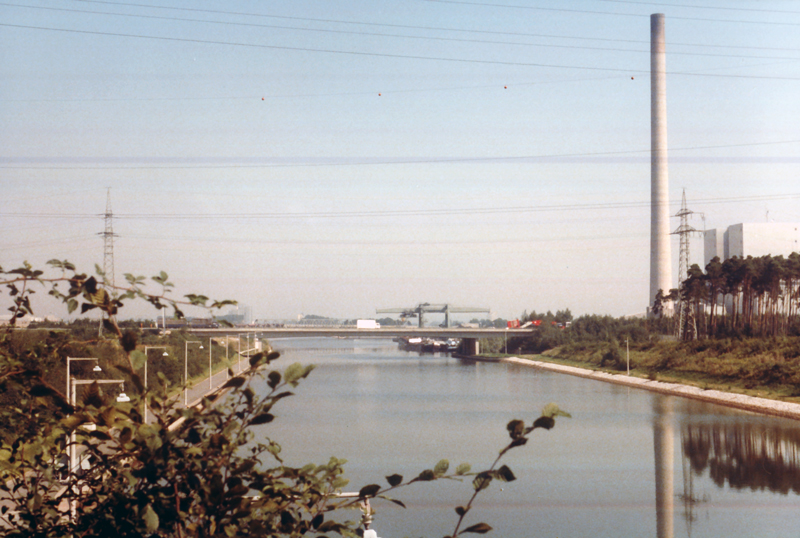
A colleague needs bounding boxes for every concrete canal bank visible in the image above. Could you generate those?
[499,356,800,421]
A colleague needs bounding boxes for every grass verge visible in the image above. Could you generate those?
[485,336,800,404]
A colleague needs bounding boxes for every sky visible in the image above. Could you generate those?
[2,0,799,323]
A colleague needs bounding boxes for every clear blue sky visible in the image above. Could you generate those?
[2,1,799,322]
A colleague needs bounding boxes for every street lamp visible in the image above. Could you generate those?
[65,360,98,510]
[245,332,251,372]
[66,357,101,404]
[116,384,131,403]
[184,340,203,406]
[143,346,168,423]
[69,376,128,519]
[626,338,630,376]
[209,337,213,390]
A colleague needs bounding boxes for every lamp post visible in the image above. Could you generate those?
[65,356,101,520]
[184,340,203,406]
[69,376,128,520]
[209,337,213,390]
[626,338,630,376]
[66,357,101,405]
[225,334,230,380]
[246,332,251,371]
[143,346,168,423]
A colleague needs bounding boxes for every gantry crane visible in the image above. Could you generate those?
[376,303,491,328]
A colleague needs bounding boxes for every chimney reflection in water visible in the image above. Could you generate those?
[653,397,675,538]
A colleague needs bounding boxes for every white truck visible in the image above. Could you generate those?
[356,319,381,329]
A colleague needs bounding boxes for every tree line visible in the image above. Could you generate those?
[655,252,800,339]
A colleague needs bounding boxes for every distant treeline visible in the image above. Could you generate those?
[500,313,650,356]
[656,253,800,338]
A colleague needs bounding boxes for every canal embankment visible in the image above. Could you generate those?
[500,355,800,420]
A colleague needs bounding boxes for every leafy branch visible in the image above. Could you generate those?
[1,259,571,537]
[343,404,571,537]
[3,259,237,337]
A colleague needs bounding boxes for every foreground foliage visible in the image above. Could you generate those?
[1,260,568,537]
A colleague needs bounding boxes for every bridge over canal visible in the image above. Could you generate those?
[188,327,535,355]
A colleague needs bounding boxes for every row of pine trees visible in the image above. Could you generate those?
[656,252,800,338]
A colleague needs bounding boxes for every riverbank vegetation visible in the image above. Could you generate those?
[482,307,800,403]
[1,260,568,537]
[529,336,800,403]
[477,253,800,401]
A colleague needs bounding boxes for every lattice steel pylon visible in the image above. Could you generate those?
[98,188,117,292]
[671,189,700,340]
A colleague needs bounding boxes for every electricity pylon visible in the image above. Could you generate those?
[97,189,118,336]
[671,189,701,340]
[99,188,117,291]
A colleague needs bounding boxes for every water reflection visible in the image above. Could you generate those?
[654,398,675,538]
[682,417,800,495]
[266,339,800,537]
[654,399,800,538]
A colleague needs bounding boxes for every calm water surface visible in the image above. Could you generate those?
[257,338,800,538]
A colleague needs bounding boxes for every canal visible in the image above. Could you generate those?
[256,337,800,538]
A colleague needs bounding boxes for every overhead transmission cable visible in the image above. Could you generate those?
[5,2,800,61]
[1,193,797,221]
[3,139,799,170]
[596,0,800,15]
[75,0,800,27]
[4,21,800,82]
[423,0,800,26]
[10,1,800,52]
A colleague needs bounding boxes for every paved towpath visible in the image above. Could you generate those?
[182,360,250,408]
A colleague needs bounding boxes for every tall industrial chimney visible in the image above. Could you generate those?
[649,13,671,313]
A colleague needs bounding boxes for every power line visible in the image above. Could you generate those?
[596,0,800,16]
[6,2,800,61]
[0,74,621,103]
[121,232,646,246]
[74,0,800,28]
[0,22,651,70]
[2,139,799,170]
[5,21,800,80]
[1,193,797,221]
[0,4,664,56]
[423,0,800,26]
[1,236,97,251]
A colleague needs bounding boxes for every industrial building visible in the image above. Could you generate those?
[704,223,800,266]
[217,305,253,326]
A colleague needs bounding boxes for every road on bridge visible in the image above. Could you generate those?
[189,327,536,339]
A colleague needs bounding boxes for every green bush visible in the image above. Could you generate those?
[599,341,626,371]
[1,260,570,538]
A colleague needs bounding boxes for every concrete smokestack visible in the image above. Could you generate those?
[649,13,671,312]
